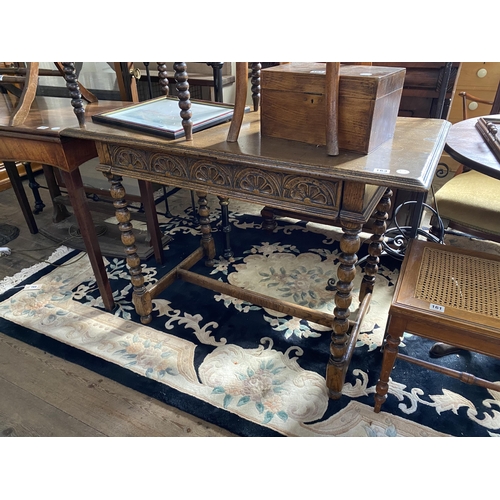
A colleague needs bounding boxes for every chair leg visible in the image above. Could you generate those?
[374,315,406,413]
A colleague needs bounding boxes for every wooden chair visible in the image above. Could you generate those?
[0,63,166,261]
[430,79,500,243]
[374,238,500,413]
[0,62,97,126]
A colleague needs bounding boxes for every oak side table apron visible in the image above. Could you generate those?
[61,111,450,399]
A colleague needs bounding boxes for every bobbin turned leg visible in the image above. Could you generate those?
[260,207,277,232]
[326,221,362,399]
[374,316,405,412]
[105,172,152,324]
[217,196,233,259]
[197,191,216,267]
[360,188,392,300]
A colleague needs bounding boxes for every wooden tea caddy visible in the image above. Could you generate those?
[260,62,406,154]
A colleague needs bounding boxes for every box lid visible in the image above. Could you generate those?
[261,62,406,99]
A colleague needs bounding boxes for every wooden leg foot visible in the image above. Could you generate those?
[373,318,404,412]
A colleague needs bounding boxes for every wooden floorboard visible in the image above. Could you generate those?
[0,333,234,437]
[0,177,235,437]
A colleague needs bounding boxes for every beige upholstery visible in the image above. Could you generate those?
[434,170,500,237]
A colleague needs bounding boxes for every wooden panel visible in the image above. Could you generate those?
[447,62,500,124]
[453,62,500,92]
[448,88,498,124]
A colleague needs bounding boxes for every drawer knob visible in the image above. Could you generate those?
[476,68,488,78]
[468,101,479,111]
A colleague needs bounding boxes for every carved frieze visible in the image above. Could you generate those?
[107,144,340,209]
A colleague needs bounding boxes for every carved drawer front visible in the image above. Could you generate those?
[105,144,342,217]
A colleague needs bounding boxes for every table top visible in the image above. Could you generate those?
[61,101,451,193]
[444,114,500,181]
[0,95,451,192]
[0,94,131,140]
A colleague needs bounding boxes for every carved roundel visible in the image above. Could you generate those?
[234,168,281,196]
[111,146,147,171]
[190,160,231,186]
[283,176,339,206]
[150,153,188,177]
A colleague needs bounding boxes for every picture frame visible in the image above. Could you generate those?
[91,96,241,139]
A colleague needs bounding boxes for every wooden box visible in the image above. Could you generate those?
[260,62,406,154]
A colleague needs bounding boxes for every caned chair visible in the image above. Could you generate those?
[374,238,500,413]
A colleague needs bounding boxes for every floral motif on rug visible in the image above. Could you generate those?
[1,209,499,436]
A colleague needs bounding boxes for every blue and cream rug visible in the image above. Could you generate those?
[1,194,499,437]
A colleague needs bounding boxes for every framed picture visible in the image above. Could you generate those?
[91,96,241,139]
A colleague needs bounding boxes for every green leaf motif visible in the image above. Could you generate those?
[237,396,251,407]
[277,411,288,422]
[212,386,226,394]
[263,411,274,424]
[256,402,265,414]
[223,394,233,408]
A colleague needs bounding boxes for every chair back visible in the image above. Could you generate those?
[0,62,97,127]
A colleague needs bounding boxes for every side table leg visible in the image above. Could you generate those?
[360,188,392,300]
[326,221,362,399]
[218,196,233,259]
[260,207,277,232]
[4,160,38,234]
[60,168,114,311]
[105,172,152,324]
[197,191,216,267]
[137,179,164,265]
[374,316,405,413]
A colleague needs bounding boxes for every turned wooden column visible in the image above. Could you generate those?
[174,62,192,140]
[218,196,233,259]
[251,63,261,111]
[360,188,392,299]
[157,63,169,96]
[105,172,152,324]
[327,221,362,398]
[62,62,85,128]
[197,191,216,267]
[326,181,364,398]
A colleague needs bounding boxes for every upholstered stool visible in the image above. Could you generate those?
[433,170,500,240]
[374,238,500,413]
